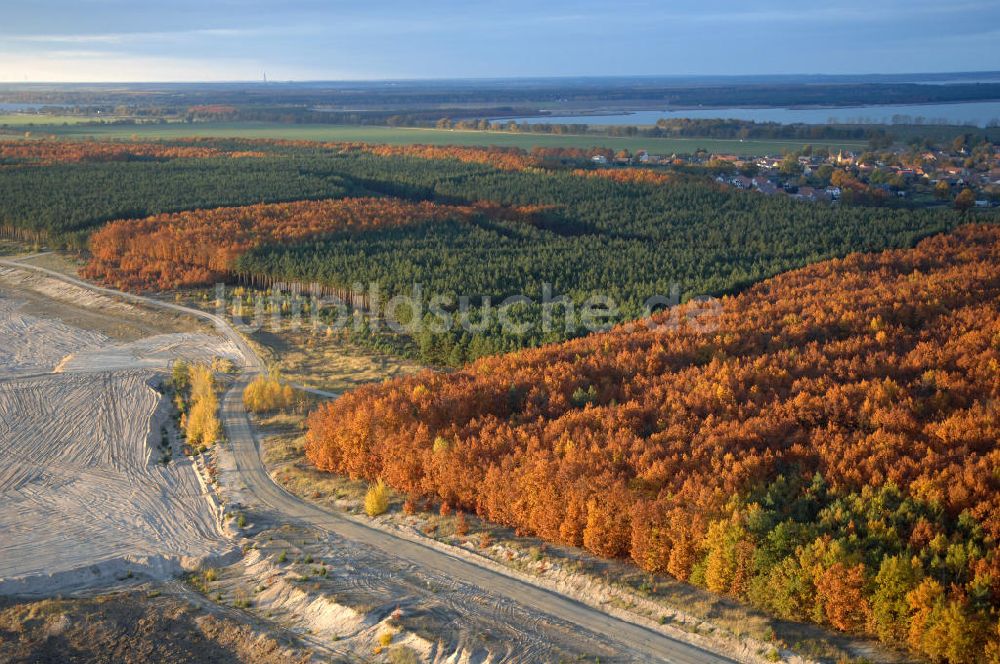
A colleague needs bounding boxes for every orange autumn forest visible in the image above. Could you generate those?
[306,224,1000,660]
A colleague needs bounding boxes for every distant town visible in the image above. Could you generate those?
[595,140,1000,208]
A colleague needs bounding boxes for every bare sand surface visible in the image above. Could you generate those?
[0,371,234,594]
[0,285,239,595]
[55,332,241,373]
[0,264,204,341]
[0,294,240,378]
[0,297,106,377]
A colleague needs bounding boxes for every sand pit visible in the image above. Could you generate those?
[0,370,233,594]
[0,297,106,377]
[54,332,241,373]
[0,293,240,377]
[0,266,134,316]
[0,286,241,595]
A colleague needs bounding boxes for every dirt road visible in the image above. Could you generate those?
[0,257,735,663]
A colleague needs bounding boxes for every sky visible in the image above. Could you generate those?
[2,0,999,82]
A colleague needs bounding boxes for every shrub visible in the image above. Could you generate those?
[364,479,390,517]
[388,646,420,664]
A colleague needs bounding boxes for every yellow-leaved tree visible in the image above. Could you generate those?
[243,372,297,414]
[183,363,220,448]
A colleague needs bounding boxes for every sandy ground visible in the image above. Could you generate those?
[0,587,312,663]
[55,332,241,373]
[0,264,205,341]
[0,370,233,595]
[0,274,240,596]
[0,297,238,378]
[0,297,107,377]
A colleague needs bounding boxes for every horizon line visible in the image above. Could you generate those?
[2,70,1000,87]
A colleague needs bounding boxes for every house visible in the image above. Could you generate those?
[794,187,831,202]
[752,176,779,195]
[976,200,991,208]
[731,175,752,189]
[591,155,608,165]
[825,186,842,199]
[794,186,818,201]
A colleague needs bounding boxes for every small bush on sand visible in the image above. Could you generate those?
[388,646,420,664]
[364,479,390,517]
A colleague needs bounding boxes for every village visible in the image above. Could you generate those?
[591,138,1000,208]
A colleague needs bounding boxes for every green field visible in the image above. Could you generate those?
[0,114,124,126]
[0,118,868,156]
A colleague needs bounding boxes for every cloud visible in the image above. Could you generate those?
[4,27,263,45]
[1,0,998,80]
[0,53,255,82]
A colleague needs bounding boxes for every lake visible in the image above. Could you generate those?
[0,103,53,111]
[498,100,1000,128]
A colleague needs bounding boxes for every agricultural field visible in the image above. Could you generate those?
[0,113,107,126]
[0,119,869,155]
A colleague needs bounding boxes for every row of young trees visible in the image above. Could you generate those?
[305,225,1000,661]
[170,361,220,450]
[242,373,301,414]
